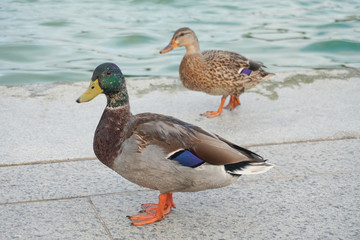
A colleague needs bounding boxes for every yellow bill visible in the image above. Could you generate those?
[76,79,103,103]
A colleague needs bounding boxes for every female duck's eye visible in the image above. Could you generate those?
[106,71,111,76]
[179,33,185,37]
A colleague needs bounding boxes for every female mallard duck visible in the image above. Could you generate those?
[77,63,273,226]
[160,27,275,118]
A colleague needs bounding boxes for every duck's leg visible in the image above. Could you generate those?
[201,96,227,118]
[231,96,241,110]
[234,96,240,107]
[224,96,235,109]
[224,96,241,110]
[129,193,175,226]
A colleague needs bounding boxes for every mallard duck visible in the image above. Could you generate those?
[76,63,273,226]
[160,27,275,118]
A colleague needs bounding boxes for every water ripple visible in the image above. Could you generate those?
[0,0,359,85]
[302,40,360,52]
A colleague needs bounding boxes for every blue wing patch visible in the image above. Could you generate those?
[168,150,204,168]
[238,68,252,75]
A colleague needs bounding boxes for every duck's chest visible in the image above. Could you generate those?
[179,55,209,90]
[93,107,131,168]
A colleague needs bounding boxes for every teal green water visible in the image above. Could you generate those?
[0,0,359,85]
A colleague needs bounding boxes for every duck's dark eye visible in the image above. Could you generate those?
[179,33,185,37]
[106,71,112,76]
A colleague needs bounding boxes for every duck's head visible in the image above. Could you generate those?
[76,63,129,108]
[160,27,200,54]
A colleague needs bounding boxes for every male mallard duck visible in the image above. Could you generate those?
[76,63,273,226]
[160,27,275,118]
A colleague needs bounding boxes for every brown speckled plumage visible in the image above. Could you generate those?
[161,27,275,117]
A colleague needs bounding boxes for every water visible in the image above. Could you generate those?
[0,0,359,85]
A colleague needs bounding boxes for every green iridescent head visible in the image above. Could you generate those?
[76,63,129,108]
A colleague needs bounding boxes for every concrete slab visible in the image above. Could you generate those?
[90,172,359,240]
[0,69,359,164]
[128,69,360,146]
[0,198,110,240]
[247,138,360,177]
[0,82,99,164]
[0,160,142,204]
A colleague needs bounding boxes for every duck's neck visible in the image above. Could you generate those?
[94,104,133,168]
[106,90,129,108]
[185,40,201,54]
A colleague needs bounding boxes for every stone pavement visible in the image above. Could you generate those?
[0,68,359,239]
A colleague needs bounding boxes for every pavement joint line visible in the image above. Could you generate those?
[244,135,358,148]
[237,169,360,184]
[0,157,97,168]
[272,167,288,177]
[1,136,357,169]
[1,170,359,206]
[0,189,153,206]
[87,197,114,240]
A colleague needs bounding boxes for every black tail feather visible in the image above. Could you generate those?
[224,161,250,176]
[249,59,264,71]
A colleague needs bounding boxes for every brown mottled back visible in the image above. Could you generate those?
[179,49,273,96]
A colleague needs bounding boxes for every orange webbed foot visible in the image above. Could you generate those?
[201,96,227,118]
[129,193,175,226]
[201,110,222,118]
[129,211,161,226]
